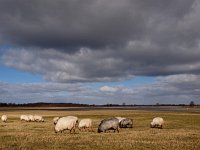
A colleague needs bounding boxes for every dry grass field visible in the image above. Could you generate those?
[0,107,200,150]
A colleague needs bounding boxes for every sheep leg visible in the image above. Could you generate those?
[116,126,119,133]
[70,127,75,134]
[160,125,163,129]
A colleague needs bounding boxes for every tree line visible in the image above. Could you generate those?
[0,101,198,107]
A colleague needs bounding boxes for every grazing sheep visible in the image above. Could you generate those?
[115,117,126,123]
[150,117,164,129]
[78,119,92,131]
[20,115,30,122]
[55,117,77,133]
[65,116,79,126]
[29,115,35,122]
[34,115,44,122]
[1,115,7,122]
[98,118,119,133]
[20,115,25,121]
[119,118,133,128]
[53,117,60,125]
[65,116,78,121]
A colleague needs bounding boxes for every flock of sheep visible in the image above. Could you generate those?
[1,114,164,133]
[0,114,44,123]
[54,116,164,133]
[20,115,44,122]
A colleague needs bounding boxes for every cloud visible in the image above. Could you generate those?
[0,0,146,49]
[0,82,91,103]
[100,86,119,92]
[0,0,196,49]
[0,74,200,105]
[1,0,200,83]
[3,41,200,82]
[2,48,135,82]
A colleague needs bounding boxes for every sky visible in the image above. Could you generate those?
[0,0,200,105]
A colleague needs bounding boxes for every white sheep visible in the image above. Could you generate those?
[1,115,7,122]
[150,117,164,129]
[34,115,44,122]
[55,117,77,133]
[29,115,35,122]
[20,115,30,122]
[65,116,78,121]
[53,117,60,125]
[65,116,79,126]
[78,118,92,131]
[115,117,126,123]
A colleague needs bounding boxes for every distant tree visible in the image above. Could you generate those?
[122,102,126,106]
[189,101,195,106]
[156,103,160,106]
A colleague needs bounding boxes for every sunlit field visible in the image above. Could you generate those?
[0,107,200,150]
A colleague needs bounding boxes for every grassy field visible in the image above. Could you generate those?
[0,107,200,150]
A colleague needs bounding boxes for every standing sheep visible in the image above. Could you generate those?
[1,115,7,122]
[150,117,164,129]
[55,117,77,134]
[119,118,133,128]
[78,118,92,131]
[53,117,60,125]
[98,118,119,133]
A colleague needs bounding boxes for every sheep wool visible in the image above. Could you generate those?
[150,117,164,129]
[34,115,44,122]
[55,117,77,133]
[53,117,60,125]
[78,119,92,131]
[1,115,7,122]
[20,115,30,122]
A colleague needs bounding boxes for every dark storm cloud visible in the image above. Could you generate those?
[0,0,195,49]
[0,0,147,49]
[1,0,200,82]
